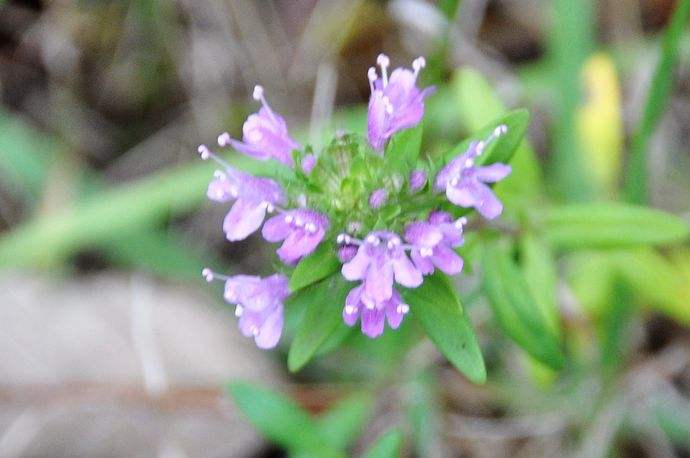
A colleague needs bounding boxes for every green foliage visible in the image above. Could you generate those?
[317,392,372,451]
[288,274,353,372]
[289,242,341,291]
[404,272,486,383]
[548,0,595,201]
[228,382,336,456]
[482,243,566,369]
[384,122,423,175]
[538,202,689,250]
[363,429,403,458]
[625,0,690,203]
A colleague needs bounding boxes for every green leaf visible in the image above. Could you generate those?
[441,109,530,168]
[625,0,690,203]
[538,203,689,250]
[290,242,341,291]
[318,392,372,452]
[547,0,595,201]
[288,274,353,372]
[611,248,690,325]
[519,234,559,335]
[384,122,423,175]
[363,429,403,458]
[227,382,336,455]
[599,279,635,379]
[483,243,566,369]
[407,371,442,457]
[452,68,543,205]
[404,272,486,383]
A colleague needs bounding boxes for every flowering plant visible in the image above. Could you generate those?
[196,54,529,377]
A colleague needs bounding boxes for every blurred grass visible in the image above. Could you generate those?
[625,0,690,204]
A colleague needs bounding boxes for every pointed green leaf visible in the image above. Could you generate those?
[404,273,486,383]
[384,122,423,175]
[441,109,529,167]
[483,243,566,369]
[539,203,689,250]
[519,234,559,335]
[288,274,353,372]
[290,242,341,291]
[318,392,372,451]
[363,429,403,458]
[227,382,336,455]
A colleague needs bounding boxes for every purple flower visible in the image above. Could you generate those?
[405,211,465,275]
[301,154,316,174]
[201,147,286,241]
[368,188,388,209]
[203,269,288,349]
[409,169,427,192]
[342,284,409,338]
[262,209,329,264]
[341,231,422,304]
[367,54,434,151]
[217,86,299,167]
[337,244,358,263]
[434,126,511,219]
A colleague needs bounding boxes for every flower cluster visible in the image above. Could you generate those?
[200,54,511,348]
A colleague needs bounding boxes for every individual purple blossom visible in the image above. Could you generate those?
[340,231,422,304]
[203,269,288,349]
[405,211,466,275]
[367,54,434,151]
[368,188,388,209]
[409,169,427,192]
[338,244,358,263]
[434,125,511,219]
[200,145,286,241]
[217,85,299,167]
[262,209,329,264]
[342,284,409,338]
[301,154,316,174]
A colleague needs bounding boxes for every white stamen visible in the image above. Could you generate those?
[235,305,244,317]
[367,67,378,92]
[285,215,294,224]
[365,301,375,310]
[387,237,401,250]
[294,218,304,227]
[305,222,317,234]
[475,140,485,155]
[197,144,211,160]
[450,177,459,187]
[344,305,356,314]
[252,85,264,101]
[455,217,467,228]
[377,53,389,86]
[250,325,259,336]
[396,303,410,314]
[412,57,425,76]
[266,203,275,213]
[420,247,433,257]
[464,158,474,168]
[217,132,231,147]
[366,235,380,246]
[201,268,214,282]
[494,124,508,136]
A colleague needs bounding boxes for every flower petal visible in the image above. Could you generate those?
[223,198,267,241]
[473,182,504,219]
[431,244,464,275]
[392,253,423,288]
[411,249,435,275]
[361,307,385,338]
[261,214,291,242]
[474,163,511,183]
[254,305,283,349]
[365,255,394,303]
[341,246,372,281]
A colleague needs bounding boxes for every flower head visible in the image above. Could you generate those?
[405,212,465,275]
[262,209,329,264]
[368,188,388,209]
[203,269,288,349]
[200,145,286,241]
[367,54,434,151]
[434,126,511,219]
[409,169,427,192]
[217,85,299,167]
[342,284,409,338]
[340,231,422,304]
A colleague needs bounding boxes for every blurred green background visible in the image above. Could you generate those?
[0,0,689,456]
